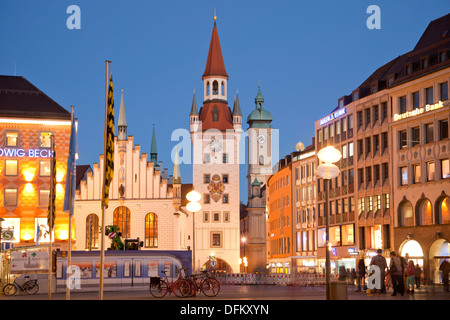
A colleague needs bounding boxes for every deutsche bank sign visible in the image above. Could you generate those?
[0,148,53,158]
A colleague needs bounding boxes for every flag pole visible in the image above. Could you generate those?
[66,106,74,300]
[99,60,111,300]
[48,134,55,300]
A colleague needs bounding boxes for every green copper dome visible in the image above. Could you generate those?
[247,85,273,128]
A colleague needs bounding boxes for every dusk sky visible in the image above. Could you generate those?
[1,0,449,201]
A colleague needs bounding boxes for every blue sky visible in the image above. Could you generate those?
[1,0,449,202]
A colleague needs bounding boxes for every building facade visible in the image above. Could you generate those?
[0,75,71,249]
[388,18,449,282]
[291,142,317,274]
[74,90,188,252]
[189,18,241,273]
[266,156,292,274]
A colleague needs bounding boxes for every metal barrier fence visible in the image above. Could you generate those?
[217,273,340,286]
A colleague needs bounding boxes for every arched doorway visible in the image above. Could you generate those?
[429,238,450,284]
[400,239,424,267]
[201,258,233,274]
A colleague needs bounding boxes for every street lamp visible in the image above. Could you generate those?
[186,190,202,274]
[241,237,247,273]
[316,146,341,300]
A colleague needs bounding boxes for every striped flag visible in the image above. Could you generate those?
[63,109,78,215]
[48,137,56,229]
[102,74,115,208]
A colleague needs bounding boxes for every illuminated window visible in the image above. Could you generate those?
[342,224,354,246]
[85,214,99,249]
[437,196,450,224]
[4,189,17,206]
[413,164,421,184]
[5,160,18,176]
[399,200,413,227]
[39,160,51,177]
[35,217,51,243]
[6,131,18,147]
[370,225,382,249]
[113,206,130,238]
[145,212,158,248]
[426,161,435,182]
[442,159,449,179]
[400,167,408,186]
[40,132,52,148]
[418,199,433,226]
[39,189,49,206]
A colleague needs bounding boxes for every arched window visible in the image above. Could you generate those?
[398,200,413,227]
[145,212,158,248]
[221,81,225,96]
[259,155,264,165]
[212,81,219,95]
[206,82,210,96]
[85,214,99,250]
[113,206,130,238]
[416,198,433,225]
[436,195,450,224]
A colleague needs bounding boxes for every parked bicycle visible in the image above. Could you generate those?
[3,276,39,296]
[185,270,220,297]
[149,269,191,298]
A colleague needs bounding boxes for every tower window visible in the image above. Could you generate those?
[207,82,210,96]
[212,105,219,122]
[212,81,219,95]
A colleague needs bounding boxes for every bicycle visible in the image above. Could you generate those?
[149,270,191,298]
[185,270,220,297]
[3,276,39,296]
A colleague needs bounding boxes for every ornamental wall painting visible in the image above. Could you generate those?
[208,174,225,202]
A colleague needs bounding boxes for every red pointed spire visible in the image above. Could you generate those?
[202,21,228,80]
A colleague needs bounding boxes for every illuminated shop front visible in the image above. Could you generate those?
[0,75,72,249]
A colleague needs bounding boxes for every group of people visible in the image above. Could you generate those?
[355,249,423,296]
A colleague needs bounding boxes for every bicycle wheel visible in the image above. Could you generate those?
[173,279,192,298]
[25,282,39,295]
[201,278,220,297]
[150,280,168,298]
[3,284,17,296]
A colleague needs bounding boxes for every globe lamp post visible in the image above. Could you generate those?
[316,146,341,300]
[186,190,202,273]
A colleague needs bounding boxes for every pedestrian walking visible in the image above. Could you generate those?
[439,259,450,292]
[406,260,415,294]
[414,264,422,289]
[370,249,387,294]
[355,259,366,292]
[389,251,405,296]
[350,268,357,285]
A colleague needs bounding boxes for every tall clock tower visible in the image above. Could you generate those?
[189,17,241,273]
[244,84,273,273]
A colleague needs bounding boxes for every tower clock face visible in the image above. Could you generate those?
[209,139,223,152]
[256,134,266,144]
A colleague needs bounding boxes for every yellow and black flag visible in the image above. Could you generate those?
[102,74,115,208]
[48,137,56,229]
